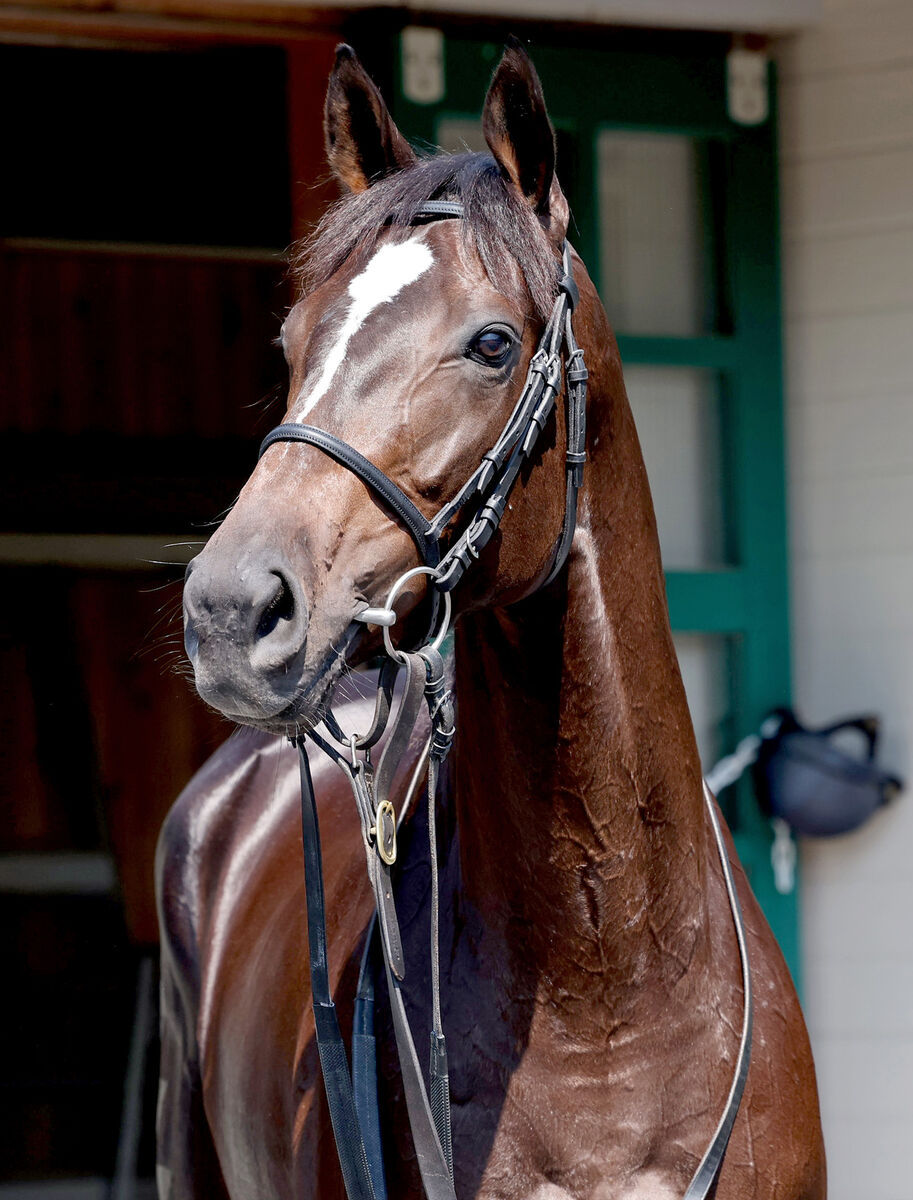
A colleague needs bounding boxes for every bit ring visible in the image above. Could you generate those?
[381,566,451,662]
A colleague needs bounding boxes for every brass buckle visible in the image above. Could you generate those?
[371,799,397,865]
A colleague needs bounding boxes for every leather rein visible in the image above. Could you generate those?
[257,201,753,1200]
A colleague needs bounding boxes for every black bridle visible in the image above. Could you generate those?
[259,201,589,608]
[256,202,751,1200]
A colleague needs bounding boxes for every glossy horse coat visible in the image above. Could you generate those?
[159,43,826,1200]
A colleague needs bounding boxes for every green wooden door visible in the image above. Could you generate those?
[387,29,797,981]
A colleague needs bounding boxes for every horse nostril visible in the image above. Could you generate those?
[256,572,296,641]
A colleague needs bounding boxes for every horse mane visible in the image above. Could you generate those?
[293,151,562,321]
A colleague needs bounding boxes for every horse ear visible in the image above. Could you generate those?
[324,45,417,193]
[482,37,569,242]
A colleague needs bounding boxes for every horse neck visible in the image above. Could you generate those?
[451,329,710,1012]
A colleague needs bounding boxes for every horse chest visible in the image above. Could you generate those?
[448,1085,682,1200]
[377,947,687,1200]
[445,1041,681,1200]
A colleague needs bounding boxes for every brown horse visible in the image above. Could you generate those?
[159,42,826,1200]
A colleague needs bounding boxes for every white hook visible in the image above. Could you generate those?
[355,606,397,627]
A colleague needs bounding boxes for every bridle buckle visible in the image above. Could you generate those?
[370,799,397,865]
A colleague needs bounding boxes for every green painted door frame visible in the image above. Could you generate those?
[375,26,798,982]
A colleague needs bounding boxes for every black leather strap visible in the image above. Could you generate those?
[358,772,406,982]
[542,256,588,588]
[297,746,377,1200]
[381,955,456,1200]
[324,659,399,753]
[412,201,465,219]
[374,654,426,813]
[683,784,754,1200]
[353,927,387,1200]
[260,424,440,569]
[351,734,432,1200]
[297,652,458,1200]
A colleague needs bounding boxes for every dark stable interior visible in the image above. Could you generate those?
[0,41,291,1183]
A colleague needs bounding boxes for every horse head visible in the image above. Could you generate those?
[183,41,593,732]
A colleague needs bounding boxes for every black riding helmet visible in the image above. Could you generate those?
[753,708,903,838]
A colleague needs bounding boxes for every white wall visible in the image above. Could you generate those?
[778,4,913,1196]
[231,0,820,33]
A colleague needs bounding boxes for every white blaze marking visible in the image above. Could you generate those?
[296,238,434,419]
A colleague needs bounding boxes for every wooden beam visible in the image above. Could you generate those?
[0,534,203,568]
[0,0,822,42]
[0,2,345,48]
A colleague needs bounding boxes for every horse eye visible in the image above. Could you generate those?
[469,328,512,365]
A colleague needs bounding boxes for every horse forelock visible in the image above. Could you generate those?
[292,151,562,322]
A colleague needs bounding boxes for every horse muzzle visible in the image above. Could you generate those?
[183,547,311,721]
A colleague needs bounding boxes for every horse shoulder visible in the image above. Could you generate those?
[156,726,287,1199]
[156,725,377,1198]
[156,727,289,1005]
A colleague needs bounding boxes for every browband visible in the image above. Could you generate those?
[410,201,465,220]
